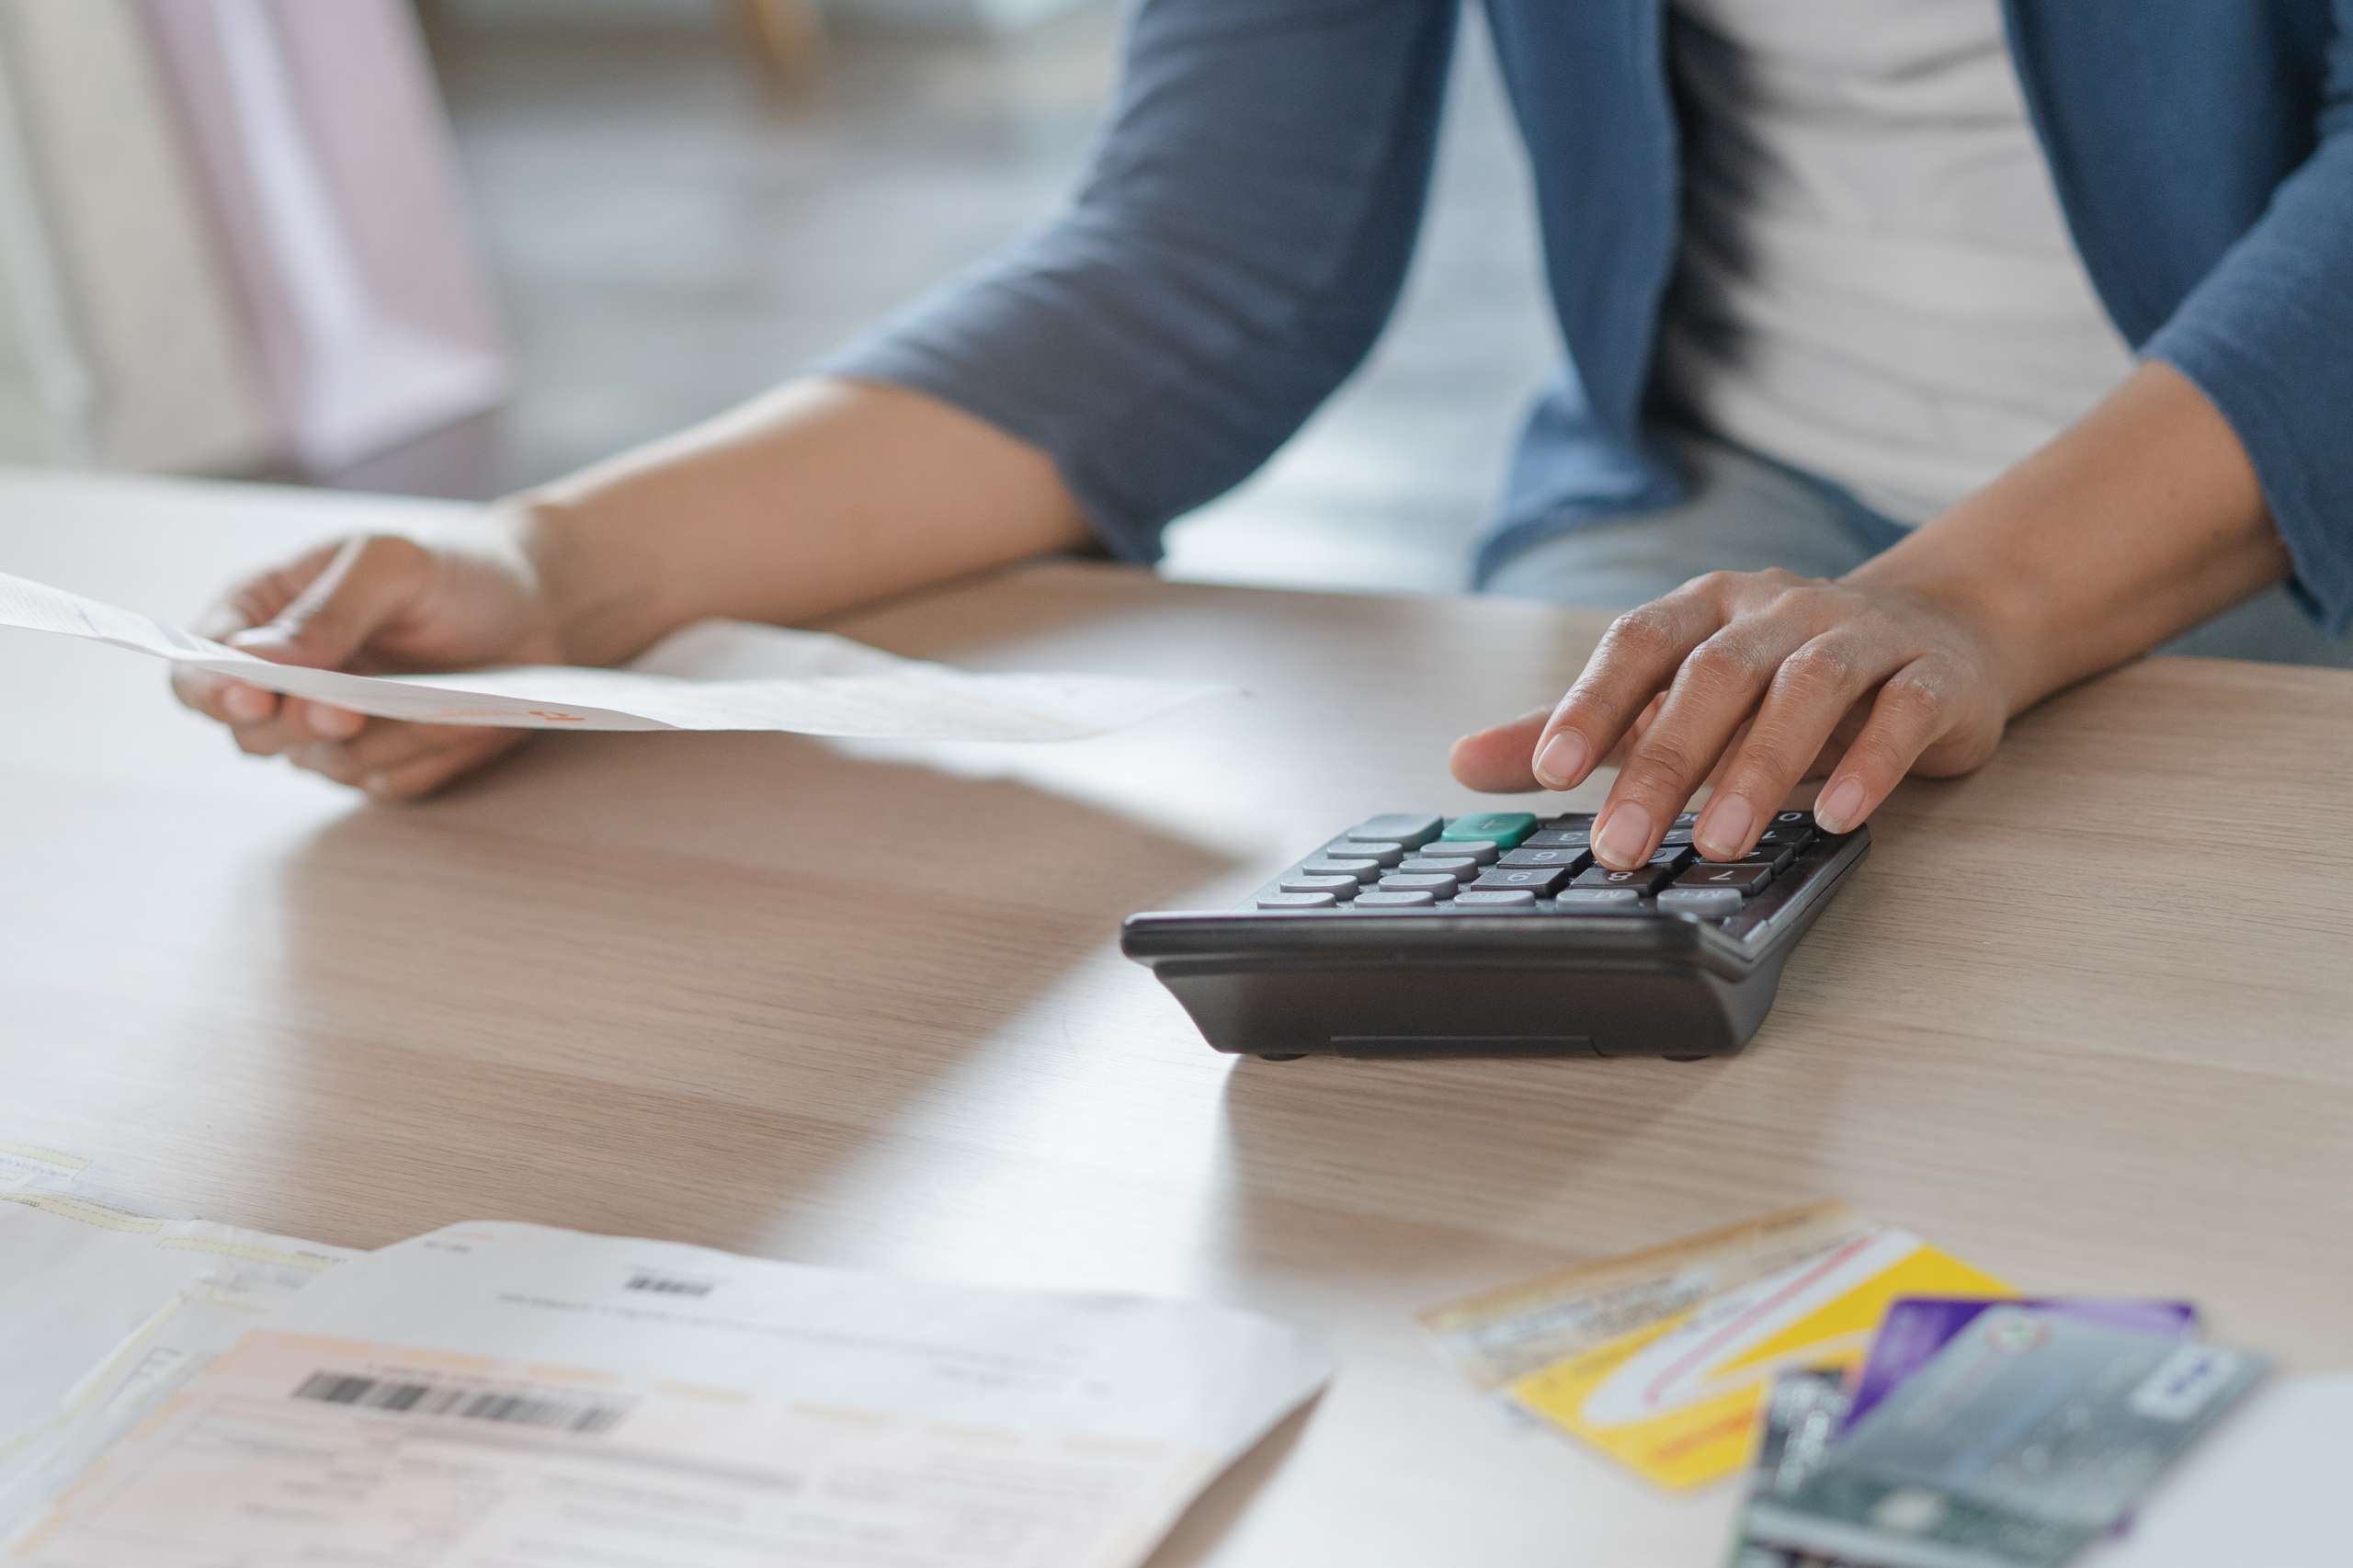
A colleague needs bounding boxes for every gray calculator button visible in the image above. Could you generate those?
[1556,888,1642,910]
[1327,839,1405,868]
[1301,858,1381,882]
[1424,839,1500,864]
[1499,846,1588,869]
[1279,874,1360,896]
[1657,887,1743,918]
[1379,873,1459,894]
[1354,890,1438,908]
[1345,814,1443,848]
[1396,857,1479,881]
[1452,889,1538,907]
[1658,826,1695,846]
[1256,891,1338,909]
[1523,827,1591,849]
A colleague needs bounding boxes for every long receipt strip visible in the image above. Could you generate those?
[0,568,1228,741]
[8,1221,1335,1568]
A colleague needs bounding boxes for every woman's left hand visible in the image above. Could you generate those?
[1449,568,2016,869]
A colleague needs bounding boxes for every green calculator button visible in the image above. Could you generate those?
[1442,812,1538,847]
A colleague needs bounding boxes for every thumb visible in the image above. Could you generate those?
[228,534,429,670]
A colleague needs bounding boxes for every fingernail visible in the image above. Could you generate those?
[1594,802,1653,869]
[223,685,270,722]
[1698,795,1755,859]
[1532,732,1589,790]
[1817,778,1868,834]
[362,771,394,796]
[309,705,360,739]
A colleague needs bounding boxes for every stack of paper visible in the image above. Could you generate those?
[0,1148,1331,1568]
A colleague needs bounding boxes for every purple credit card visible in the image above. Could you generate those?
[1844,1296,2199,1432]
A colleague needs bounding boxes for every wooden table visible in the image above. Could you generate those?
[5,472,2350,1563]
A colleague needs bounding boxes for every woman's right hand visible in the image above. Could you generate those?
[171,530,569,799]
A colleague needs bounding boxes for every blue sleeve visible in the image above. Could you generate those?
[820,0,1458,563]
[2144,2,2353,636]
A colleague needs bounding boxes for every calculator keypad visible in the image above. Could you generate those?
[1254,812,1838,935]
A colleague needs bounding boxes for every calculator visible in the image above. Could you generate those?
[1121,809,1867,1061]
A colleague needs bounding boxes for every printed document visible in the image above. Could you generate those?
[0,1185,351,1529]
[7,1221,1335,1567]
[0,569,1226,741]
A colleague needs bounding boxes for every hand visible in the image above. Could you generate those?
[172,530,566,799]
[1449,569,2014,869]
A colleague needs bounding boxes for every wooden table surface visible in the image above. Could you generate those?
[5,472,2350,1563]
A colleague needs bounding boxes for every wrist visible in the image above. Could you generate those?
[498,492,683,667]
[1841,529,2057,718]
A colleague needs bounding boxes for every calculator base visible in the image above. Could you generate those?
[1137,947,1785,1060]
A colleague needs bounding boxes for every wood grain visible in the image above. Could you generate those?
[3,471,2349,1564]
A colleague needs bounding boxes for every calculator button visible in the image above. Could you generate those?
[1355,890,1438,908]
[1379,873,1460,894]
[1674,862,1773,895]
[1541,812,1596,830]
[1397,857,1479,881]
[1646,846,1694,870]
[1300,858,1381,882]
[1451,889,1539,907]
[1522,827,1592,849]
[1326,840,1405,868]
[1738,842,1797,872]
[1279,874,1361,896]
[1756,820,1814,848]
[1468,865,1573,895]
[1498,846,1590,870]
[1557,888,1642,910]
[1345,814,1443,849]
[1443,812,1539,847]
[1573,864,1672,893]
[1657,887,1743,918]
[1425,839,1500,864]
[1256,892,1338,909]
[1659,826,1695,846]
[1674,811,1701,826]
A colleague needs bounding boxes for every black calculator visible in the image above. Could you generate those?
[1121,809,1867,1061]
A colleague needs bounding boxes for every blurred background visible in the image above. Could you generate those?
[0,0,1552,594]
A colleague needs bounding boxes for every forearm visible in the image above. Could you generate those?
[1846,360,2291,713]
[506,377,1090,665]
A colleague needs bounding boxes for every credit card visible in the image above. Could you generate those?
[1725,1366,1853,1568]
[1419,1201,1872,1397]
[1844,1298,2200,1431]
[1745,1306,2268,1568]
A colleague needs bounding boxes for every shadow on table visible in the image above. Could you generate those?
[262,725,1240,1254]
[1211,1046,1760,1278]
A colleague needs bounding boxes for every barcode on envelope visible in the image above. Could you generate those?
[290,1371,624,1434]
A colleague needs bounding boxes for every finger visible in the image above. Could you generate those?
[174,544,350,728]
[289,722,494,788]
[358,732,522,801]
[1590,619,1813,869]
[170,665,278,726]
[279,698,368,742]
[1449,705,1551,792]
[1450,690,1665,794]
[1529,592,1724,793]
[1813,659,1957,834]
[1695,635,1902,859]
[227,534,431,673]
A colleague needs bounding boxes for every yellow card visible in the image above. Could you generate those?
[1509,1226,2009,1490]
